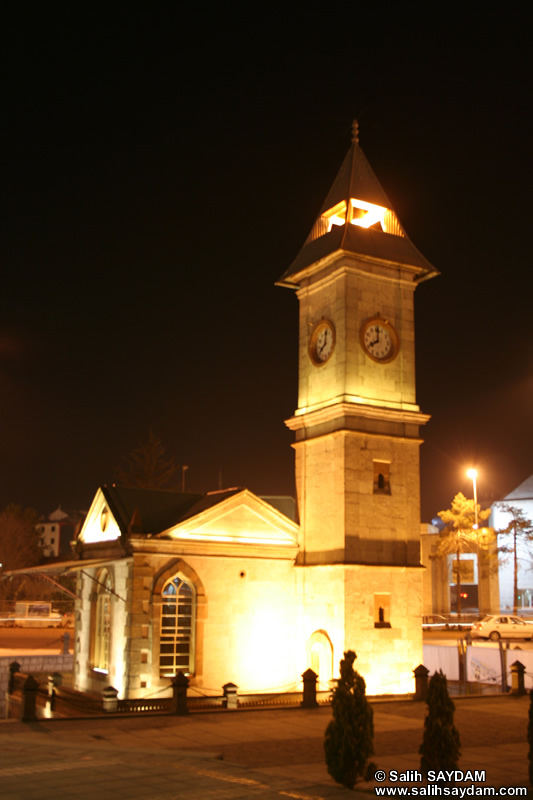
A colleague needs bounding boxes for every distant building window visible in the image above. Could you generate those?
[50,538,55,544]
[93,569,112,672]
[160,576,195,677]
[51,526,56,532]
[373,461,391,495]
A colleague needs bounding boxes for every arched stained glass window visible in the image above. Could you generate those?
[160,576,195,676]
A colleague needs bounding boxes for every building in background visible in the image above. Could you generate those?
[421,523,499,617]
[491,475,533,613]
[37,507,86,559]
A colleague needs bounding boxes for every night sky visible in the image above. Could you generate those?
[3,11,532,522]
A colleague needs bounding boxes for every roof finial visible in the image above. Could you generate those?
[351,119,359,144]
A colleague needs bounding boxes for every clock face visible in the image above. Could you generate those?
[360,318,398,363]
[309,319,335,365]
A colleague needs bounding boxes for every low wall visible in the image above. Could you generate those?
[423,641,533,690]
[0,654,74,718]
[423,643,460,681]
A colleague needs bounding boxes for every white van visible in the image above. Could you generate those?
[11,602,63,628]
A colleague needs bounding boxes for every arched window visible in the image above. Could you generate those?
[160,575,195,676]
[93,568,112,673]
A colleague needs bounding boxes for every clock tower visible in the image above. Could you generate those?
[278,123,438,693]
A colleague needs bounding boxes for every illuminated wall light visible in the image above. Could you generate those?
[327,213,346,230]
[322,198,388,234]
[350,198,386,229]
[323,201,347,232]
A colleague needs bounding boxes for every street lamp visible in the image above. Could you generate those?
[467,468,478,529]
[181,465,189,493]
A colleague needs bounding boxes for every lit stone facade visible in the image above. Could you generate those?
[279,128,437,694]
[74,488,302,698]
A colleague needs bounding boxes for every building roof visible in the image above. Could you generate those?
[504,474,533,502]
[100,485,244,535]
[99,486,296,536]
[278,128,438,285]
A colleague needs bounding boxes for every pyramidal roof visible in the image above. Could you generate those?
[278,122,439,285]
[504,474,533,501]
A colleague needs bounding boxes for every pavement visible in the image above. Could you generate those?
[0,694,531,799]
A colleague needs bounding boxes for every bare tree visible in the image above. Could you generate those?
[0,504,40,601]
[497,505,533,615]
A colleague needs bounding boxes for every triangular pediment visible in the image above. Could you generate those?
[158,489,299,548]
[78,489,122,545]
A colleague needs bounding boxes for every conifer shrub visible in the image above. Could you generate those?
[419,670,461,773]
[324,650,375,789]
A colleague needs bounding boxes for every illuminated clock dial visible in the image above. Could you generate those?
[360,317,399,363]
[309,319,335,365]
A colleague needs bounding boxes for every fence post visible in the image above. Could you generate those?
[171,672,189,715]
[223,682,239,710]
[21,675,39,722]
[8,661,21,695]
[102,685,119,712]
[301,668,318,708]
[499,641,508,693]
[510,660,526,696]
[413,664,429,701]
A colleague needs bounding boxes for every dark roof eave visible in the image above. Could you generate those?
[279,223,438,285]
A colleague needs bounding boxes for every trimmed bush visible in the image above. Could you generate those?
[419,670,461,773]
[324,650,375,789]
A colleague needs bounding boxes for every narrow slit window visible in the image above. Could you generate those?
[373,460,391,495]
[374,594,391,628]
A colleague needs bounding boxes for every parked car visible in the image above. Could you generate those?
[422,615,448,629]
[422,614,473,631]
[471,615,533,641]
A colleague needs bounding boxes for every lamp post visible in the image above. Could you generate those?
[467,468,478,529]
[181,465,189,493]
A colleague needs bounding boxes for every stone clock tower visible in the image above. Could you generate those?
[278,123,438,693]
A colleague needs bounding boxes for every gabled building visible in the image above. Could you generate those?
[74,485,300,697]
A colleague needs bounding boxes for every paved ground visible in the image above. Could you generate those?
[0,694,530,798]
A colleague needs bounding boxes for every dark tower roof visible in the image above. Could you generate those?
[278,122,439,286]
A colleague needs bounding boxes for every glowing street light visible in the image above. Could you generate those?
[181,465,189,493]
[467,468,478,529]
